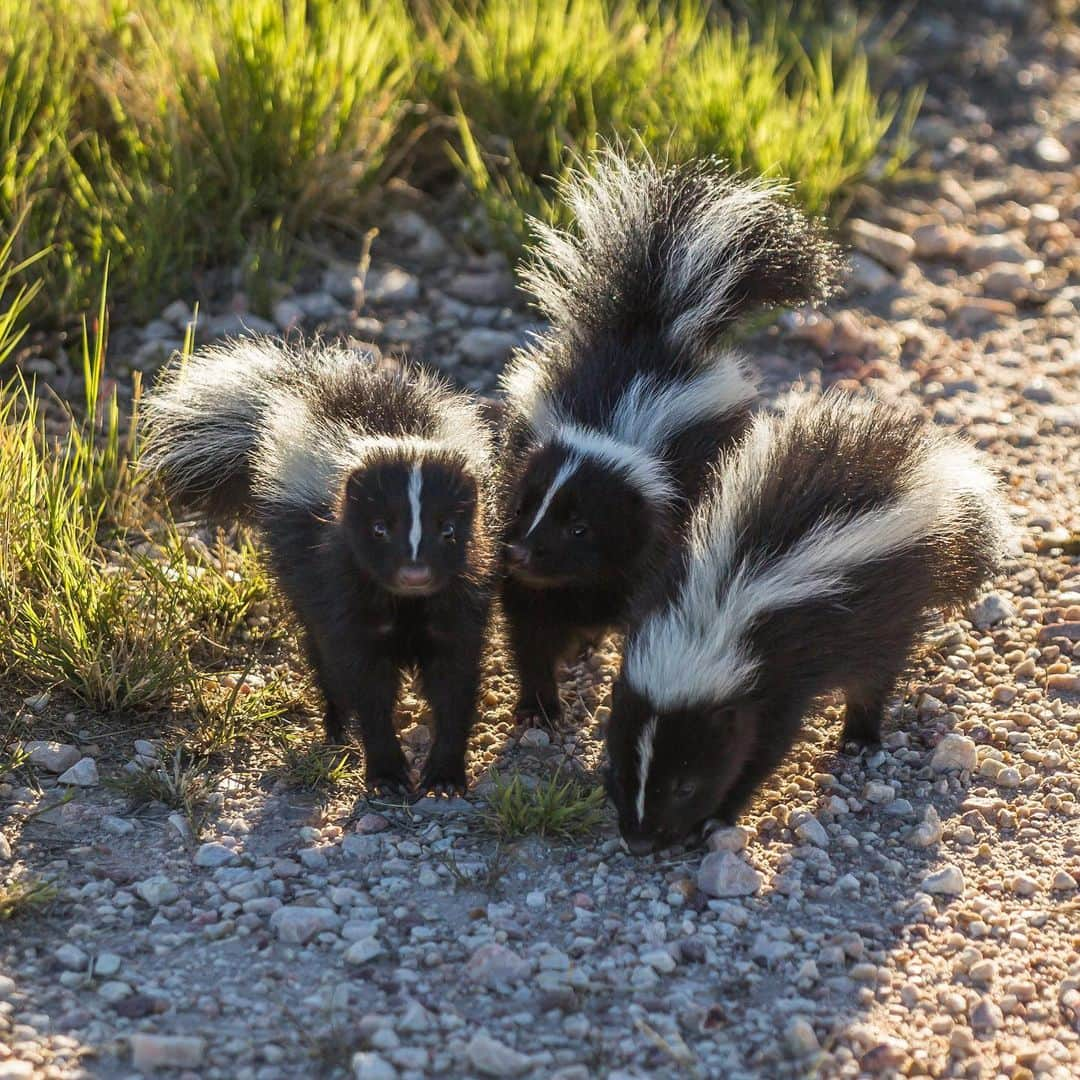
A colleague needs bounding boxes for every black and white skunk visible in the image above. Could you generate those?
[499,150,841,725]
[142,339,495,795]
[605,391,1013,853]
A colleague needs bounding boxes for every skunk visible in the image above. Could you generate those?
[142,339,494,795]
[498,150,841,725]
[605,391,1013,853]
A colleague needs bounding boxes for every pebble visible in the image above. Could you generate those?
[129,1034,206,1070]
[931,734,978,773]
[55,944,88,971]
[194,842,237,868]
[98,980,133,1003]
[966,233,1031,270]
[706,826,749,853]
[465,1033,532,1078]
[785,1016,820,1057]
[352,1052,398,1080]
[0,834,10,861]
[862,781,895,805]
[134,875,180,907]
[1051,871,1077,892]
[920,865,965,897]
[467,944,531,986]
[1034,134,1070,165]
[22,740,81,773]
[344,938,385,965]
[794,816,829,848]
[445,270,515,306]
[57,757,99,786]
[457,328,519,365]
[970,997,1004,1031]
[970,591,1015,629]
[365,267,421,306]
[269,905,342,944]
[1009,873,1038,896]
[848,218,914,273]
[697,852,763,898]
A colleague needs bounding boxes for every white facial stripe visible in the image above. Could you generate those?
[635,716,659,824]
[526,457,580,537]
[408,463,423,559]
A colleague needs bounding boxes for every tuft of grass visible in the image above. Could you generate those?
[107,747,212,836]
[482,769,607,840]
[438,844,514,895]
[187,672,302,755]
[0,876,58,920]
[271,739,361,790]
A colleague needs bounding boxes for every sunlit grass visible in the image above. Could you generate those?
[483,769,607,840]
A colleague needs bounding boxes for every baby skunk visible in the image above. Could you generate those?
[499,150,840,725]
[142,338,494,796]
[605,391,1013,853]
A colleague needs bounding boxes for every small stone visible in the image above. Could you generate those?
[846,253,894,293]
[466,943,530,986]
[94,953,122,977]
[920,865,964,897]
[55,944,88,971]
[465,1033,532,1078]
[446,270,515,306]
[983,262,1034,299]
[398,1000,435,1034]
[525,890,546,910]
[970,591,1015,629]
[458,328,519,366]
[98,980,133,1003]
[0,834,10,861]
[272,299,305,332]
[57,757,98,787]
[966,233,1031,270]
[102,814,135,836]
[518,727,549,748]
[909,805,943,849]
[352,1052,398,1080]
[969,960,996,985]
[706,826,748,853]
[970,997,1004,1031]
[794,817,829,848]
[130,1034,205,1071]
[344,937,385,965]
[862,781,895,805]
[697,851,762,898]
[135,875,180,907]
[932,734,978,773]
[0,1062,34,1078]
[913,223,969,260]
[1009,873,1038,896]
[194,842,236,868]
[161,300,194,327]
[269,905,341,944]
[640,948,676,974]
[1034,135,1070,165]
[785,1017,819,1057]
[299,847,329,871]
[995,767,1021,789]
[22,741,81,773]
[365,266,420,306]
[1051,870,1077,892]
[848,219,914,273]
[355,813,389,834]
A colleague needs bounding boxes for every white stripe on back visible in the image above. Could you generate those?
[635,716,659,824]
[408,463,423,559]
[526,457,581,536]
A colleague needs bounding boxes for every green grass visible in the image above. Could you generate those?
[106,746,212,832]
[0,876,58,920]
[483,769,607,840]
[3,0,917,320]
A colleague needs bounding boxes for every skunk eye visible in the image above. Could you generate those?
[673,779,697,801]
[372,520,389,540]
[440,521,456,541]
[570,522,589,538]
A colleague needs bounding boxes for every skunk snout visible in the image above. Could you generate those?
[505,543,531,568]
[396,563,433,590]
[623,834,657,857]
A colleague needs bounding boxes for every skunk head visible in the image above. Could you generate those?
[604,677,756,854]
[341,449,478,597]
[503,443,662,589]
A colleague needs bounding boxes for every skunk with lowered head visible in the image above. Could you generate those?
[142,339,494,795]
[499,150,841,725]
[605,391,1013,853]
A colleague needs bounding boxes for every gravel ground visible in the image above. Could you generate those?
[3,4,1080,1078]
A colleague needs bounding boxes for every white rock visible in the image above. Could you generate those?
[1034,135,1070,165]
[94,952,122,977]
[22,740,81,774]
[98,980,132,1003]
[931,734,978,773]
[640,948,676,974]
[0,834,10,861]
[130,1034,206,1070]
[920,865,964,897]
[862,781,895,805]
[465,1033,532,1078]
[785,1016,819,1057]
[794,817,829,848]
[365,266,420,306]
[56,757,98,787]
[160,300,194,328]
[0,1062,34,1079]
[705,825,749,853]
[846,252,894,293]
[848,218,914,273]
[299,846,329,870]
[458,328,518,365]
[344,938,385,965]
[55,944,88,971]
[397,999,435,1034]
[970,591,1015,629]
[194,842,236,868]
[0,974,15,999]
[525,890,546,910]
[134,875,179,907]
[466,943,531,986]
[697,851,763,898]
[352,1052,398,1080]
[102,815,135,836]
[908,805,943,849]
[270,905,341,945]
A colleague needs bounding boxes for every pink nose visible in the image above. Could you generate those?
[397,564,433,588]
[506,543,530,568]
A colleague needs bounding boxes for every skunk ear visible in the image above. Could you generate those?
[344,468,367,503]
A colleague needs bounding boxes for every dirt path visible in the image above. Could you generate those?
[2,5,1079,1079]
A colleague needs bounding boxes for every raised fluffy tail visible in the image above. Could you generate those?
[521,149,842,360]
[140,338,352,521]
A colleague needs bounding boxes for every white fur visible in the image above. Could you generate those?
[408,463,423,559]
[635,716,659,824]
[526,456,580,536]
[626,395,1011,710]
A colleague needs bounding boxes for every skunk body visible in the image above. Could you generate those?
[499,151,841,725]
[142,339,494,795]
[605,392,1013,853]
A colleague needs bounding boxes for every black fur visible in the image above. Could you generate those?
[606,392,1011,852]
[142,339,495,795]
[499,152,840,725]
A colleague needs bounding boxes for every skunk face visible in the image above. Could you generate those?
[503,446,654,589]
[605,679,756,854]
[341,456,477,597]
